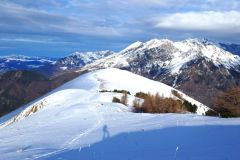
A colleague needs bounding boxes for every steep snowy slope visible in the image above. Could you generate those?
[0,68,240,160]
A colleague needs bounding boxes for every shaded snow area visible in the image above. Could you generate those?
[0,68,240,160]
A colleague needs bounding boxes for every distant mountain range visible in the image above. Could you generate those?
[0,51,115,77]
[0,38,240,108]
[0,39,239,76]
[0,55,56,74]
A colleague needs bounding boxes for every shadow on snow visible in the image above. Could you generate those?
[45,125,240,160]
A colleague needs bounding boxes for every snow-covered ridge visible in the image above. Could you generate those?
[0,54,56,63]
[120,39,172,53]
[70,50,113,57]
[0,68,209,129]
[0,68,239,160]
[120,41,143,53]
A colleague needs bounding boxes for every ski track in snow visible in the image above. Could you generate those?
[67,104,104,147]
[32,104,105,160]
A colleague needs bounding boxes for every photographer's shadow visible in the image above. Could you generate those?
[102,124,110,140]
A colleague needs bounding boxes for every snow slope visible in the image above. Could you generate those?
[0,68,240,160]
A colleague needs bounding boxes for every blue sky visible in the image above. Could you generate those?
[0,0,240,57]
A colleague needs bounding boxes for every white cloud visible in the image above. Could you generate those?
[154,11,240,34]
[131,0,240,10]
[0,0,240,46]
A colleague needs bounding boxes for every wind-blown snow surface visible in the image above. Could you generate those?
[0,68,240,160]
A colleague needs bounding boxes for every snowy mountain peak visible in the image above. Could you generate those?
[179,38,219,51]
[149,39,170,48]
[174,39,240,69]
[120,38,223,57]
[120,39,173,53]
[144,38,172,48]
[120,41,143,53]
[57,50,115,70]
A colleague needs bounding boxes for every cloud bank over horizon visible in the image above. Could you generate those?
[0,0,239,57]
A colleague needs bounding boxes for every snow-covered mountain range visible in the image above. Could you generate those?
[0,68,239,160]
[0,51,114,76]
[0,55,56,74]
[82,38,240,73]
[56,50,114,71]
[1,39,239,77]
[80,38,240,106]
